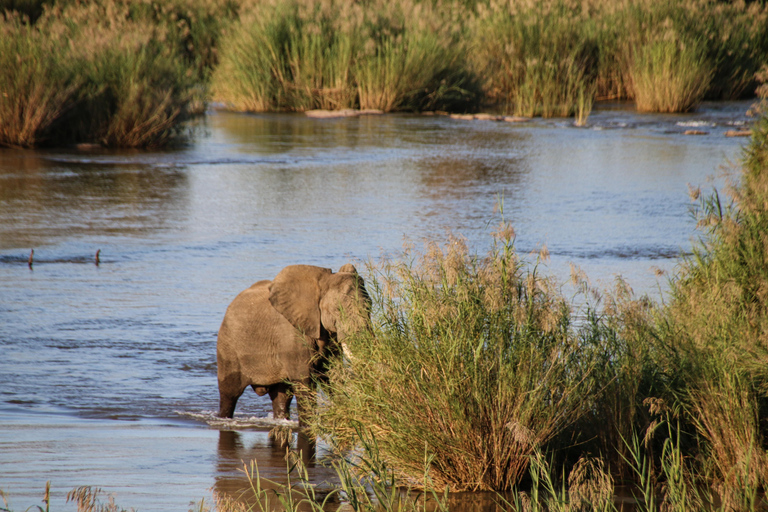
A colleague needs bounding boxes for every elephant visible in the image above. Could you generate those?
[216,263,371,423]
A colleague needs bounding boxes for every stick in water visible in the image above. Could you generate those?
[28,249,34,269]
[95,249,101,266]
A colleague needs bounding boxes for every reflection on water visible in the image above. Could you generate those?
[0,102,753,510]
[214,430,337,511]
[0,149,189,250]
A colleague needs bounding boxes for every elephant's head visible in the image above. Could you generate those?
[268,264,371,349]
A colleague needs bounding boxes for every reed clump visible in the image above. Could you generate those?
[311,231,607,492]
[469,1,600,118]
[655,81,768,509]
[212,0,480,113]
[0,11,80,148]
[0,0,209,148]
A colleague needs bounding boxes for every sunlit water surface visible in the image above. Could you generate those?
[0,103,752,510]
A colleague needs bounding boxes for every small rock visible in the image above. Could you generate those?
[502,116,531,123]
[306,109,382,118]
[74,143,102,150]
[725,129,752,137]
[683,130,708,135]
[474,113,503,121]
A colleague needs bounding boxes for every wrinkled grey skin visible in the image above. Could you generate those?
[216,264,370,423]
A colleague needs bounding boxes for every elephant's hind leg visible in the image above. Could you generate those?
[268,382,293,420]
[218,388,244,418]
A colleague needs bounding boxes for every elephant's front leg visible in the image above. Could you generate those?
[268,382,293,420]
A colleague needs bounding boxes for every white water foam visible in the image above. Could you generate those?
[676,120,716,127]
[177,410,299,429]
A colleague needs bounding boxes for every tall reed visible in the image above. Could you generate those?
[212,0,359,112]
[312,230,599,492]
[0,0,199,148]
[213,0,479,113]
[0,11,79,147]
[470,1,599,118]
[658,83,768,506]
[629,35,713,113]
[353,1,479,112]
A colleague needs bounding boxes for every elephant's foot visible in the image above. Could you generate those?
[269,383,293,420]
[296,428,316,462]
[218,392,240,418]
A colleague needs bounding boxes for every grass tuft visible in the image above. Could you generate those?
[0,0,204,148]
[629,35,713,113]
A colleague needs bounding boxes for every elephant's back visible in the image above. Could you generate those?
[219,279,278,337]
[217,279,312,384]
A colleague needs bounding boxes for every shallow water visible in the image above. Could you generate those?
[0,102,752,509]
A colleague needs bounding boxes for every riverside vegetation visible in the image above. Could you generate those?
[234,86,768,509]
[2,2,768,511]
[2,0,768,147]
[9,85,766,511]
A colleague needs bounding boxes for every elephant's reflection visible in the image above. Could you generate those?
[214,431,514,512]
[214,430,336,510]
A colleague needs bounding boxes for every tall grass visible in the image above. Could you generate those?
[211,1,358,112]
[354,28,476,113]
[0,0,203,148]
[311,230,605,492]
[657,84,768,508]
[212,0,480,113]
[629,36,713,113]
[0,12,80,148]
[214,0,768,116]
[4,0,768,136]
[470,1,599,118]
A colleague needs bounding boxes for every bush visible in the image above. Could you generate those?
[470,0,599,118]
[0,0,201,148]
[312,231,603,491]
[212,0,480,113]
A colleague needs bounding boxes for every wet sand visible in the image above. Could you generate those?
[0,408,336,511]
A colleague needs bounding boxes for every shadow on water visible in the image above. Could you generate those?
[212,112,406,157]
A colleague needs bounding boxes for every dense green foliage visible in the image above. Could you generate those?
[211,0,481,113]
[2,0,768,148]
[0,0,227,148]
[212,0,768,115]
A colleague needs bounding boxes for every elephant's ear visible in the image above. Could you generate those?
[269,265,332,338]
[338,263,358,274]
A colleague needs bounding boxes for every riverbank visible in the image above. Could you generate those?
[3,0,768,148]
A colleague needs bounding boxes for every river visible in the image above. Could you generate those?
[0,102,752,510]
